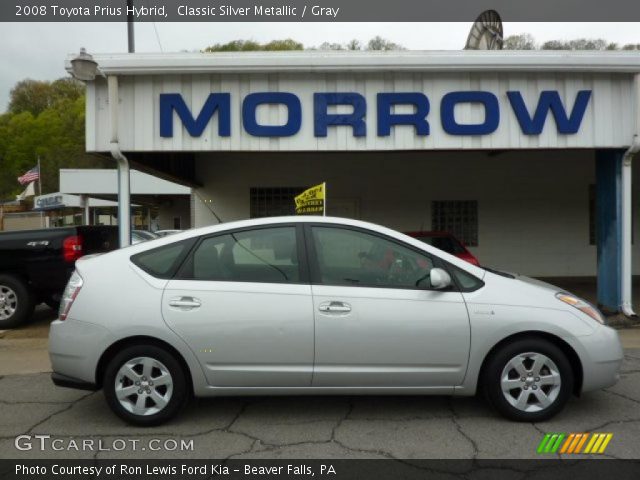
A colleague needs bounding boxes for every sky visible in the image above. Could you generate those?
[1,22,639,111]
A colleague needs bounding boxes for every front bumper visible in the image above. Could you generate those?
[574,324,624,393]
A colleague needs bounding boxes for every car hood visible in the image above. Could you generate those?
[472,269,572,311]
[512,274,564,293]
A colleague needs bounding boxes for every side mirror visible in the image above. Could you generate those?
[430,268,452,290]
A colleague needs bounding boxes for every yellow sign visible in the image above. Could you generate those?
[295,182,326,215]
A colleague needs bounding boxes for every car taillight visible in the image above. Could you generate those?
[59,271,83,321]
[63,235,84,262]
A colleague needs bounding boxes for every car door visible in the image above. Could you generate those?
[161,225,314,387]
[307,225,471,388]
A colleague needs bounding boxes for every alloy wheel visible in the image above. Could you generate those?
[114,356,174,416]
[500,352,562,413]
[0,285,18,321]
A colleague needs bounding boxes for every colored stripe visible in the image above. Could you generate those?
[550,433,565,453]
[591,434,606,453]
[567,434,583,453]
[537,434,553,453]
[560,434,575,454]
[545,434,559,453]
[574,433,589,453]
[597,434,613,454]
[584,433,599,453]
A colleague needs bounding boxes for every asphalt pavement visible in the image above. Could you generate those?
[0,307,639,460]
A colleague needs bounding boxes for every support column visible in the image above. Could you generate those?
[596,149,624,312]
[79,195,90,225]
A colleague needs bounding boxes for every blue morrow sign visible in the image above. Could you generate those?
[159,90,592,138]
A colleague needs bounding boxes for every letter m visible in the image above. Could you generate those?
[507,90,591,135]
[160,93,231,137]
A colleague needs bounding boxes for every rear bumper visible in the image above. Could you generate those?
[51,372,98,391]
[49,318,113,385]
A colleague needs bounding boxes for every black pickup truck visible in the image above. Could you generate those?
[0,226,118,328]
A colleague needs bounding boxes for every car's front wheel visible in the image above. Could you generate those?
[103,345,188,426]
[483,338,574,422]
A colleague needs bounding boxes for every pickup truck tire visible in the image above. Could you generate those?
[0,275,35,329]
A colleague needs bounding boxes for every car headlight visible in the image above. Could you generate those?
[555,292,605,324]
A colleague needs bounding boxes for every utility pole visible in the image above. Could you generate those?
[127,0,135,53]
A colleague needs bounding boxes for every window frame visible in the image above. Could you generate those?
[174,223,310,285]
[303,223,477,292]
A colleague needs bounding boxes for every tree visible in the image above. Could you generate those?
[318,42,345,51]
[346,39,362,51]
[367,36,405,51]
[204,37,404,53]
[262,39,304,51]
[8,78,83,117]
[1,77,109,200]
[503,34,638,51]
[202,39,303,52]
[541,38,616,50]
[503,34,537,50]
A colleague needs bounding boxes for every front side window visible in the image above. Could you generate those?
[182,227,300,283]
[311,226,436,289]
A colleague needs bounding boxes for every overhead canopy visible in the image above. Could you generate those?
[59,169,191,206]
[71,50,640,158]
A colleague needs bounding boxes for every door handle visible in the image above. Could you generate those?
[318,301,351,314]
[169,297,202,309]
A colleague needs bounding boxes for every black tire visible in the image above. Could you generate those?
[103,345,189,426]
[482,338,574,422]
[0,274,35,329]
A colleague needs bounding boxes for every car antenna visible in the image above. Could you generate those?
[194,190,224,224]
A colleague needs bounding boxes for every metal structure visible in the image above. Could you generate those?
[464,10,504,50]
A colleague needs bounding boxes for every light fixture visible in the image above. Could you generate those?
[70,48,100,81]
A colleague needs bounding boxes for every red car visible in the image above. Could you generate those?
[405,231,480,266]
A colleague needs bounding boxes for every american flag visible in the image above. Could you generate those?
[17,165,40,185]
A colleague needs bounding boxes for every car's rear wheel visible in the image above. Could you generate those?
[482,338,574,421]
[103,345,188,426]
[0,275,34,329]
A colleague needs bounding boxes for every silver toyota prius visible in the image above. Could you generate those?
[49,216,623,426]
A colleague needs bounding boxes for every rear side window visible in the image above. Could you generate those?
[179,227,300,283]
[131,240,192,279]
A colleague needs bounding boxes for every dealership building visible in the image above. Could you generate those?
[68,50,640,313]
